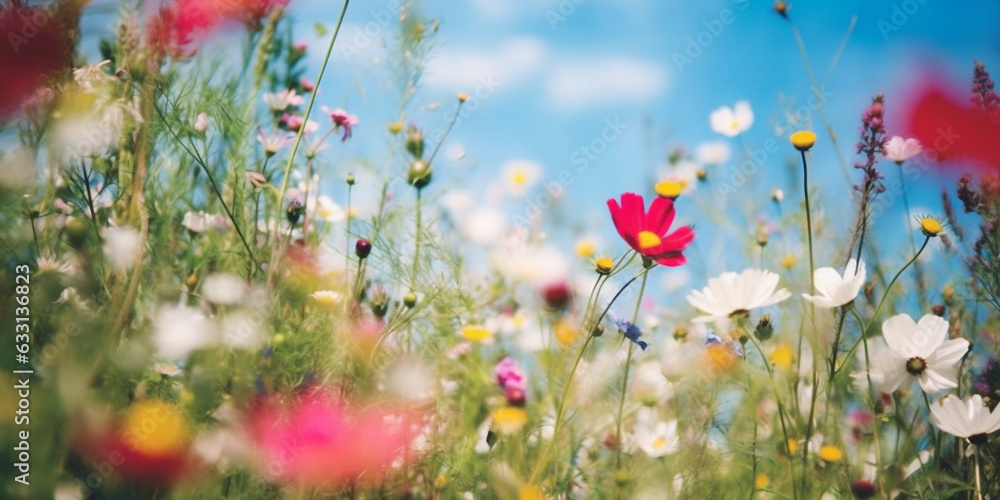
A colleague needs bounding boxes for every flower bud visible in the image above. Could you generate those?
[592,323,605,337]
[403,291,417,308]
[286,200,305,225]
[346,173,356,186]
[851,480,876,499]
[932,304,946,317]
[370,286,389,318]
[193,112,209,133]
[247,171,268,189]
[596,257,613,275]
[355,239,372,259]
[405,124,425,159]
[773,1,789,18]
[65,217,89,249]
[457,92,468,103]
[754,314,774,341]
[407,159,432,189]
[541,282,572,310]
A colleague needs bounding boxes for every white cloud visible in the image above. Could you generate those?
[423,36,548,91]
[545,56,669,110]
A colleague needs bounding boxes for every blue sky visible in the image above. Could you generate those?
[285,0,1000,280]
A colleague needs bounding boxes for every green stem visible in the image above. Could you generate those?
[615,271,649,470]
[800,148,819,473]
[270,0,351,285]
[747,336,798,500]
[411,187,422,291]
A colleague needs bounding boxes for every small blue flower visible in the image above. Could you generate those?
[615,319,648,351]
[706,331,743,357]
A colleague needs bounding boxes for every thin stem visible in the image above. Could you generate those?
[897,161,917,254]
[426,101,464,166]
[615,271,649,470]
[410,188,422,291]
[746,336,798,500]
[974,448,983,500]
[270,0,351,285]
[828,303,852,385]
[800,148,820,471]
[787,20,852,187]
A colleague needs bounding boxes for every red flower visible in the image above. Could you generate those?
[147,0,290,58]
[904,85,1000,173]
[607,192,694,267]
[0,6,74,120]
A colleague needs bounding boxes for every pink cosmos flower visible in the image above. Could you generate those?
[256,128,294,156]
[883,136,923,164]
[280,114,319,133]
[251,390,416,486]
[324,107,359,141]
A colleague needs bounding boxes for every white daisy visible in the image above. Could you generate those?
[153,304,213,360]
[261,89,304,111]
[801,258,866,308]
[686,268,791,323]
[502,159,542,197]
[636,419,680,458]
[102,226,141,272]
[709,100,754,137]
[930,394,1000,455]
[869,314,969,393]
[202,273,247,305]
[694,140,730,165]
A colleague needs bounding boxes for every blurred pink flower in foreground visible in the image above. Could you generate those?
[251,390,416,486]
[883,136,923,164]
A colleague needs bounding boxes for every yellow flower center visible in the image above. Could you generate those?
[575,239,596,259]
[462,325,492,343]
[493,406,529,434]
[121,401,189,457]
[595,256,614,275]
[781,255,796,269]
[818,445,843,462]
[554,318,580,347]
[730,119,740,131]
[755,475,770,489]
[637,231,662,250]
[655,180,685,200]
[512,170,527,186]
[786,439,798,455]
[653,437,667,449]
[770,344,794,371]
[519,485,545,500]
[920,217,942,237]
[790,130,817,151]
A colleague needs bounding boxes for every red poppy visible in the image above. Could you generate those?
[147,0,290,58]
[904,85,1000,173]
[0,6,74,120]
[607,192,694,267]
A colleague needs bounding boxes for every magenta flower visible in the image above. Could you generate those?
[494,357,527,406]
[325,107,359,141]
[251,390,416,486]
[280,114,319,134]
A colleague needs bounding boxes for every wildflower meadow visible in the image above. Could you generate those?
[3,0,1000,498]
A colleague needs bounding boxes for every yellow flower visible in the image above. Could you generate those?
[121,401,189,457]
[595,256,614,275]
[519,485,544,500]
[309,290,343,310]
[462,324,492,343]
[770,344,794,371]
[818,445,843,462]
[655,180,685,200]
[790,130,817,151]
[554,318,580,346]
[786,439,798,455]
[919,216,943,237]
[388,121,403,134]
[434,475,449,488]
[755,474,770,489]
[457,92,468,103]
[493,406,529,433]
[705,341,740,374]
[575,238,597,259]
[781,254,796,269]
